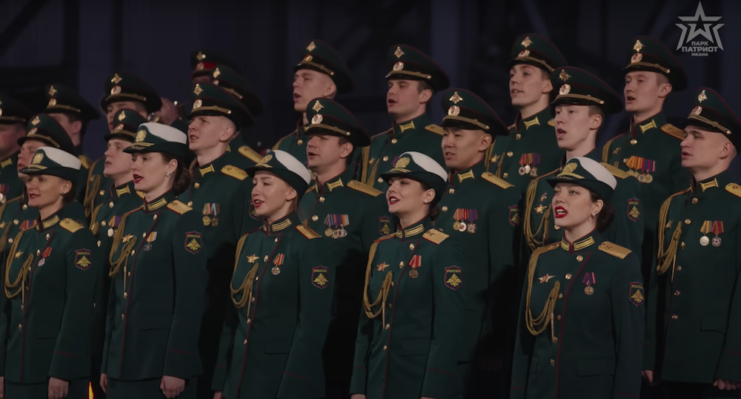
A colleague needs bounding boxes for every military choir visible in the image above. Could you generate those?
[0,33,737,399]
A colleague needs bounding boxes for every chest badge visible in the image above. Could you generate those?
[625,156,656,183]
[444,266,463,290]
[583,272,596,295]
[312,266,329,289]
[272,253,285,275]
[453,209,478,233]
[324,214,349,238]
[627,198,640,222]
[184,231,203,254]
[379,217,391,236]
[75,249,92,270]
[144,232,157,251]
[538,274,555,283]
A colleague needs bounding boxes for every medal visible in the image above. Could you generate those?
[700,236,709,246]
[584,286,594,295]
[700,221,711,246]
[644,174,653,183]
[38,258,46,266]
[637,174,645,183]
[458,222,467,232]
[713,236,722,247]
[108,228,114,237]
[518,166,526,175]
[452,221,460,231]
[523,165,531,174]
[583,272,596,296]
[271,266,281,275]
[332,229,340,239]
[143,242,152,251]
[211,217,218,226]
[529,167,538,177]
[202,215,211,226]
[468,224,476,234]
[409,269,418,278]
[339,226,347,238]
[710,221,724,247]
[325,227,333,237]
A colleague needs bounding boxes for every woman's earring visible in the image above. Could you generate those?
[166,171,173,178]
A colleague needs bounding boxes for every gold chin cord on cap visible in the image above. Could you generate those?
[525,251,560,342]
[363,242,394,327]
[4,230,35,309]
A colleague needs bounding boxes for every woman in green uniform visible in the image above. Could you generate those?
[350,151,467,399]
[212,150,335,399]
[511,157,644,399]
[100,123,207,399]
[0,147,98,399]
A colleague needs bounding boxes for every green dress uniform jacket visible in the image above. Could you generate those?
[0,153,22,202]
[0,206,98,396]
[351,219,467,399]
[273,125,309,165]
[647,171,741,385]
[178,151,256,396]
[524,150,644,257]
[435,162,521,363]
[230,142,263,169]
[361,114,446,190]
[511,233,644,399]
[102,192,207,388]
[490,108,564,194]
[212,214,335,399]
[76,154,92,203]
[83,158,114,221]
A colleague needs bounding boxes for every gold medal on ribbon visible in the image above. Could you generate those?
[409,269,419,278]
[203,215,211,226]
[211,217,218,226]
[453,221,460,231]
[644,174,653,183]
[325,227,333,237]
[584,286,594,295]
[700,221,711,246]
[271,266,280,275]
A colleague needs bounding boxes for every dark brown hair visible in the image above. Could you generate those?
[420,181,441,221]
[590,190,615,232]
[62,183,77,204]
[161,153,191,195]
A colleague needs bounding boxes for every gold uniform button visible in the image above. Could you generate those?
[565,273,572,280]
[274,238,278,242]
[630,139,637,145]
[503,173,509,179]
[558,293,563,299]
[127,272,131,277]
[143,232,147,237]
[264,255,269,262]
[442,206,448,212]
[378,178,383,183]
[187,201,193,206]
[319,197,325,203]
[507,151,513,157]
[409,244,415,250]
[674,290,681,296]
[153,215,158,220]
[550,359,555,366]
[251,297,256,303]
[18,324,22,330]
[123,293,128,299]
[109,202,114,208]
[449,188,455,194]
[102,221,107,226]
[297,139,304,145]
[516,134,521,140]
[576,255,583,262]
[247,319,251,324]
[685,219,691,225]
[97,241,101,247]
[677,266,682,272]
[557,315,562,320]
[255,276,259,281]
[552,337,558,343]
[243,339,247,345]
[671,315,678,320]
[7,238,12,244]
[99,190,105,195]
[391,138,398,144]
[312,215,319,221]
[385,324,390,330]
[22,204,27,210]
[383,345,387,351]
[681,242,686,249]
[692,198,698,204]
[388,303,392,309]
[399,261,404,268]
[194,183,200,189]
[131,250,135,255]
[121,314,125,320]
[383,156,389,162]
[13,219,18,225]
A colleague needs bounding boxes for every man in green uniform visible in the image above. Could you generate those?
[433,88,521,397]
[602,37,690,280]
[190,49,236,85]
[210,64,265,167]
[524,67,643,256]
[646,88,741,398]
[361,44,450,189]
[84,72,161,220]
[273,39,354,165]
[300,97,389,398]
[490,33,568,195]
[88,109,146,399]
[179,82,256,399]
[0,95,32,202]
[44,83,100,199]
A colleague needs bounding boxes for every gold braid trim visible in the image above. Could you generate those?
[484,142,495,172]
[4,230,34,309]
[108,213,137,277]
[523,179,550,251]
[366,159,381,186]
[362,241,394,327]
[525,246,560,337]
[234,234,249,272]
[84,175,101,218]
[494,151,506,177]
[231,263,260,324]
[360,146,371,183]
[656,189,690,276]
[0,220,13,255]
[89,204,103,230]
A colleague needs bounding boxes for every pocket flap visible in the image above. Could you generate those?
[35,323,59,338]
[576,358,615,376]
[138,316,172,330]
[402,339,430,356]
[701,314,728,333]
[264,340,292,354]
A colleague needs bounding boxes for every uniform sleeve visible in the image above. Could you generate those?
[277,243,336,398]
[49,229,98,380]
[607,176,644,258]
[610,253,645,399]
[713,226,741,382]
[163,211,207,378]
[420,241,467,398]
[510,264,535,399]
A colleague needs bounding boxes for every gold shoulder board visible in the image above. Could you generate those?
[481,172,514,189]
[598,241,631,259]
[371,128,393,139]
[726,183,741,198]
[296,224,320,240]
[600,162,630,179]
[78,155,91,169]
[547,119,555,127]
[660,123,684,140]
[348,180,383,197]
[221,165,248,181]
[425,124,445,136]
[167,200,192,214]
[533,242,560,257]
[60,218,83,233]
[422,229,449,245]
[238,146,263,164]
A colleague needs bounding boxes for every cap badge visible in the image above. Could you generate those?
[691,106,702,116]
[393,61,404,71]
[394,46,405,58]
[562,162,577,174]
[111,74,123,84]
[31,116,40,126]
[311,114,323,124]
[521,36,533,48]
[559,70,571,82]
[258,154,273,164]
[48,98,57,107]
[48,86,57,96]
[312,101,324,112]
[303,55,313,63]
[448,106,460,116]
[449,91,463,104]
[631,53,643,63]
[698,90,707,103]
[193,99,203,109]
[633,40,644,52]
[135,129,146,142]
[111,86,122,95]
[196,51,206,61]
[559,84,571,95]
[118,112,126,121]
[395,157,410,168]
[307,41,316,52]
[114,123,124,131]
[193,84,203,95]
[213,68,221,78]
[32,152,43,165]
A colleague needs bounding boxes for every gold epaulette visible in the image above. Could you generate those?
[533,242,559,257]
[547,119,555,127]
[296,224,320,239]
[272,130,295,150]
[166,200,192,214]
[221,165,248,181]
[507,123,516,131]
[60,218,83,233]
[481,172,514,189]
[661,123,684,140]
[598,241,631,259]
[371,128,393,139]
[347,180,383,197]
[601,134,624,162]
[78,155,91,169]
[238,146,262,164]
[425,124,444,135]
[422,229,449,245]
[600,162,630,179]
[726,183,741,198]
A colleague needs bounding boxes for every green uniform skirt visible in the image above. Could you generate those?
[6,378,89,399]
[107,377,198,399]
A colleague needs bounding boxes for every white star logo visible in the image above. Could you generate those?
[676,2,724,50]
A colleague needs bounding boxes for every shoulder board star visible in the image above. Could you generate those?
[246,254,258,263]
[538,274,555,283]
